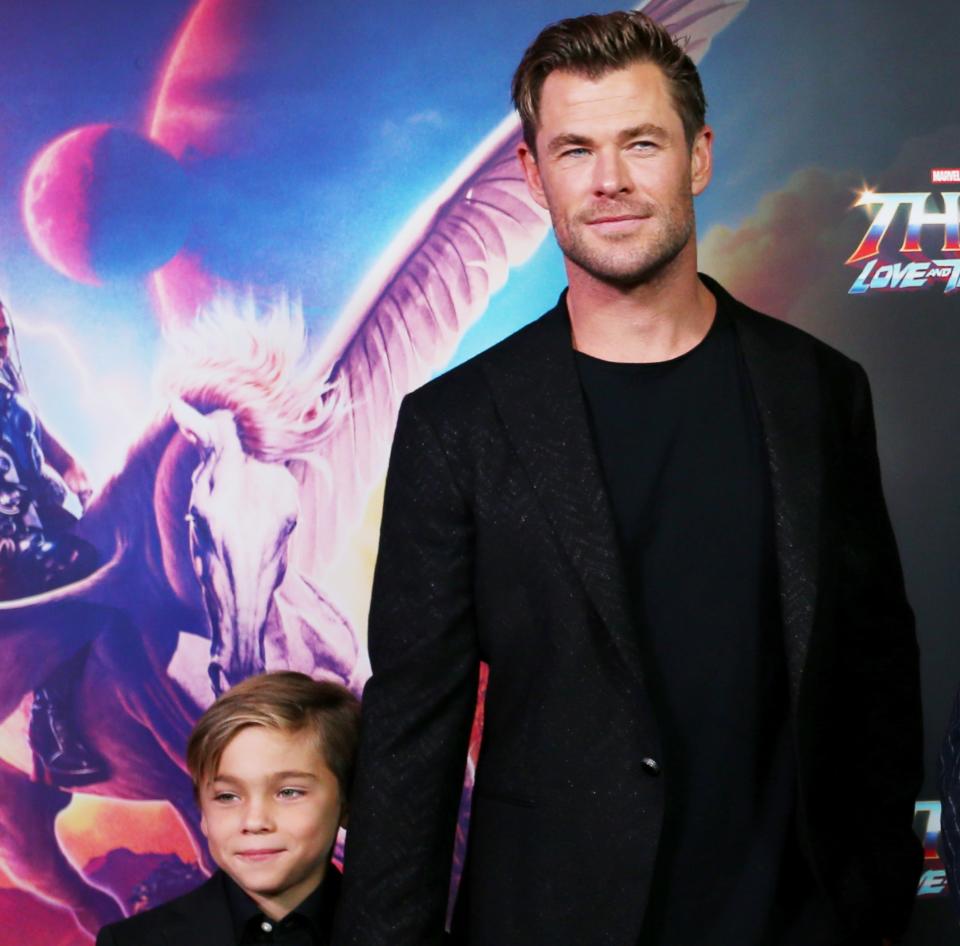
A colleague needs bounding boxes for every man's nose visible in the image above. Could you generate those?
[593,148,631,198]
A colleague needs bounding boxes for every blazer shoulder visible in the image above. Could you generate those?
[711,276,864,381]
[402,298,563,417]
[96,873,226,946]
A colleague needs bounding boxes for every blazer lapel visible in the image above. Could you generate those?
[729,291,823,707]
[481,284,823,703]
[481,296,643,685]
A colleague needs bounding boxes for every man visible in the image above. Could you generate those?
[336,12,922,946]
[0,299,102,785]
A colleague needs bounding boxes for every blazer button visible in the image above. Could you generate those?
[641,756,661,776]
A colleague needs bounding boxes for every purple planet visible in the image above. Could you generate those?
[146,0,313,326]
[22,124,190,285]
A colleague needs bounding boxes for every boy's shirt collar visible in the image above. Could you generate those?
[222,866,341,945]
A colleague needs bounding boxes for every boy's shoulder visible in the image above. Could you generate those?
[95,871,233,946]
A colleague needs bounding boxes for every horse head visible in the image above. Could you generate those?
[171,399,299,696]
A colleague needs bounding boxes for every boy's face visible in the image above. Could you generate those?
[199,725,345,919]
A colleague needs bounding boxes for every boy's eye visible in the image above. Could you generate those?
[212,791,239,803]
[277,787,305,799]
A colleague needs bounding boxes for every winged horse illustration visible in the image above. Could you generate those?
[0,1,746,938]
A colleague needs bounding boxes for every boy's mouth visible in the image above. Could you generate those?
[236,848,285,861]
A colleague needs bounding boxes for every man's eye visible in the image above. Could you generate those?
[561,147,589,158]
[630,140,657,151]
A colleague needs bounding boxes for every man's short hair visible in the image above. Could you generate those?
[186,671,360,800]
[511,10,707,154]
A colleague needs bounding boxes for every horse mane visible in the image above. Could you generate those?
[158,294,342,463]
[74,295,342,599]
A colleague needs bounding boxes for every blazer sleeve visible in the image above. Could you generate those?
[333,394,481,946]
[95,923,120,946]
[837,363,923,937]
[938,687,960,918]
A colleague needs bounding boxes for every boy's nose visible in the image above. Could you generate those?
[242,799,275,833]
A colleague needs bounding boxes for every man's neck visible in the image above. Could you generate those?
[565,256,716,364]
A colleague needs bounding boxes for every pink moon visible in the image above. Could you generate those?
[22,124,108,285]
[148,0,264,325]
[22,124,190,288]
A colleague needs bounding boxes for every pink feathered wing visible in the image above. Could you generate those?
[290,0,750,579]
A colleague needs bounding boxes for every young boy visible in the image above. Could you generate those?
[96,671,360,946]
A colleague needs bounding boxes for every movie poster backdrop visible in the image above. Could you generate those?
[0,1,957,943]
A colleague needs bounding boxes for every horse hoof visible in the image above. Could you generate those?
[32,750,107,789]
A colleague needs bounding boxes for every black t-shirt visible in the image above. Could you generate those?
[575,302,837,945]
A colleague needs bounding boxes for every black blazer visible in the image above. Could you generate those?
[96,869,340,946]
[334,277,922,946]
[96,873,236,946]
[938,687,960,916]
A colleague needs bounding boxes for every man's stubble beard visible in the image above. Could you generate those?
[551,189,696,289]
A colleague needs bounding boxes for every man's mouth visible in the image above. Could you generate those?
[588,213,647,223]
[585,213,650,233]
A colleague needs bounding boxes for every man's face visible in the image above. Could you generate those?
[200,725,345,918]
[518,61,712,288]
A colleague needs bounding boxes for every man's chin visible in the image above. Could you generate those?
[562,237,690,288]
[573,256,674,289]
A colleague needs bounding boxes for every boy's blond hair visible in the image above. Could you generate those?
[186,671,360,799]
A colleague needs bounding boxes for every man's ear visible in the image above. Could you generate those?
[690,125,714,197]
[518,142,549,212]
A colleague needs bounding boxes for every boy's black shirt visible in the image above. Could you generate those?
[227,867,340,945]
[96,866,341,946]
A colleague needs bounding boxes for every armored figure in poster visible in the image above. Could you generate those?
[0,361,83,591]
[0,299,104,786]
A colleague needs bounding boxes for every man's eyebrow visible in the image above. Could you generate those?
[618,123,668,142]
[545,132,594,155]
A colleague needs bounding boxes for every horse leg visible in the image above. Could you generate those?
[0,760,123,937]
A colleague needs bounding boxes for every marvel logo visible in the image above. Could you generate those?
[931,168,960,183]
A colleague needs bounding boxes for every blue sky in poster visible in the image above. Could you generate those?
[0,0,954,480]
